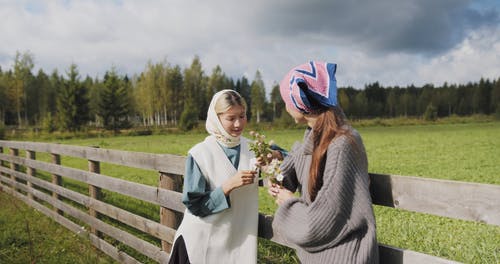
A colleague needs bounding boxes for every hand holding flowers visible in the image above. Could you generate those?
[248,131,284,185]
[268,184,294,205]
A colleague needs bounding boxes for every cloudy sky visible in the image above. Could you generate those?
[1,0,499,92]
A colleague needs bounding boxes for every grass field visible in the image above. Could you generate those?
[1,121,499,263]
[0,191,115,264]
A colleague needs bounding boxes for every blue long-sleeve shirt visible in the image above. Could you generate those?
[182,143,288,217]
[182,144,239,217]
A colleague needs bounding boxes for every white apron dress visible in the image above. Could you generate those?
[173,136,258,264]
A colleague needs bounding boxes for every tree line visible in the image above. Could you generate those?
[1,51,499,132]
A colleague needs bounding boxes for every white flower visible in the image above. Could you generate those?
[248,131,282,185]
[264,164,275,174]
[276,174,284,182]
[270,158,280,168]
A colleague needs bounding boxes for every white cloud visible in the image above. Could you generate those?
[0,0,499,92]
[419,25,500,85]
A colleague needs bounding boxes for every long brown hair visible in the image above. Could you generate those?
[308,106,348,201]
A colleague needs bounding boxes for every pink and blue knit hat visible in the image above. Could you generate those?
[279,61,337,114]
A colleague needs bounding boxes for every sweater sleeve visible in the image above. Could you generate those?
[273,136,367,252]
[182,155,230,217]
[279,142,299,192]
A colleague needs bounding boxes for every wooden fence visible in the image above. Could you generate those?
[1,140,499,263]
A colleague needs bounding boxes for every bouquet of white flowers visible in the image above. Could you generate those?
[248,131,284,185]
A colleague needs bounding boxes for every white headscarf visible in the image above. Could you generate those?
[205,89,243,148]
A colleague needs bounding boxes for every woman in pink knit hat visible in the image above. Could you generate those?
[268,61,379,263]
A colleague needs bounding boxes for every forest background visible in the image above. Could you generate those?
[1,50,500,139]
[1,51,499,263]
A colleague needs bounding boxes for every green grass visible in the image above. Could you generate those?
[362,122,500,184]
[2,121,500,263]
[52,122,500,186]
[0,191,115,264]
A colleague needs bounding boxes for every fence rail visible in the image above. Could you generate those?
[1,140,499,264]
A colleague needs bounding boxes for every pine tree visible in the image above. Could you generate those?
[98,70,131,131]
[179,98,199,131]
[166,65,184,125]
[207,65,224,99]
[338,89,351,116]
[353,92,368,119]
[250,70,266,123]
[237,76,252,119]
[56,64,89,131]
[491,78,500,119]
[181,56,204,127]
[270,83,283,120]
[0,68,6,126]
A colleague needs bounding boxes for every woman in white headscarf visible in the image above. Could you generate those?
[169,90,258,264]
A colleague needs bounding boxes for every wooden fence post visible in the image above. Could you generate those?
[26,150,36,200]
[0,147,3,185]
[0,146,3,176]
[88,148,102,238]
[51,153,63,215]
[159,172,182,253]
[9,148,19,191]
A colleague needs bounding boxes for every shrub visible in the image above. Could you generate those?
[423,103,438,121]
[42,113,56,133]
[179,106,199,131]
[495,104,500,120]
[125,128,153,136]
[276,109,296,128]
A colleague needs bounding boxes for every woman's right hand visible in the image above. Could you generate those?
[268,182,294,205]
[222,170,256,195]
[267,181,281,198]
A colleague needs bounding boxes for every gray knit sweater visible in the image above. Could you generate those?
[273,127,379,264]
